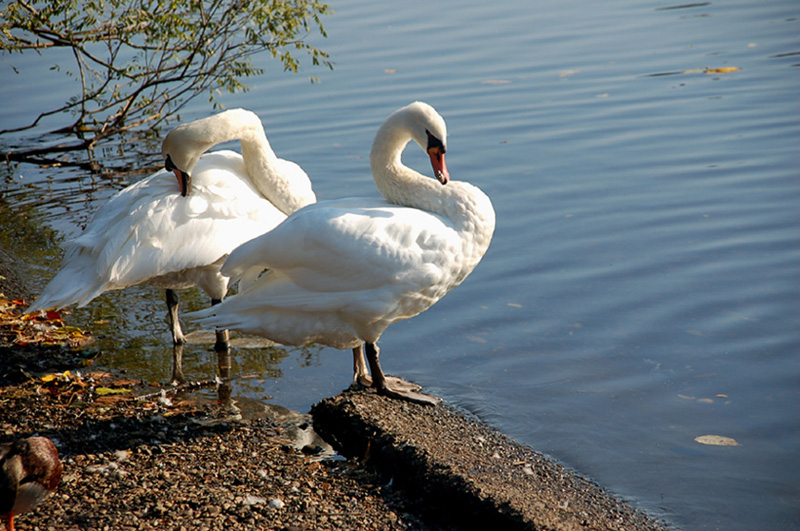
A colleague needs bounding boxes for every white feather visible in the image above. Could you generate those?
[28,109,315,315]
[190,102,495,351]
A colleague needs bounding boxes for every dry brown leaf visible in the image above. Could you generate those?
[695,434,740,446]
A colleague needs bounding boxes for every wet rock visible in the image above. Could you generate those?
[312,388,670,531]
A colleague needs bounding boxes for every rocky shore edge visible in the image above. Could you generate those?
[1,255,670,531]
[1,371,670,531]
[313,391,669,530]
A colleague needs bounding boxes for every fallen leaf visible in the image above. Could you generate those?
[41,371,71,383]
[704,67,741,74]
[694,434,740,446]
[95,395,129,405]
[110,379,139,387]
[95,387,132,396]
[84,370,114,380]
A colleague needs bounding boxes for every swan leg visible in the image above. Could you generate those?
[353,344,371,387]
[167,289,188,385]
[170,343,186,385]
[364,342,440,406]
[211,298,230,352]
[352,343,422,392]
[216,344,235,409]
[165,289,186,345]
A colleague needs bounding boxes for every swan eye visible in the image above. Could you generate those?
[425,129,446,154]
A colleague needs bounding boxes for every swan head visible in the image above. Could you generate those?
[404,101,449,185]
[162,122,203,197]
[161,109,262,197]
[425,129,449,185]
[163,153,191,197]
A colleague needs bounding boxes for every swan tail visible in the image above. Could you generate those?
[25,247,110,314]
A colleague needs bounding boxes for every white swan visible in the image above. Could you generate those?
[27,109,315,382]
[190,102,496,404]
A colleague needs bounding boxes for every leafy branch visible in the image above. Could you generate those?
[0,0,332,166]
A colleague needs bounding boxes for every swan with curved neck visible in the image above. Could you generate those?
[190,102,496,404]
[162,108,314,214]
[28,109,315,383]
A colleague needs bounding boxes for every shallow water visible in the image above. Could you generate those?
[2,0,799,529]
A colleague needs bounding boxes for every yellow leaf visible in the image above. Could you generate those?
[95,387,131,396]
[704,67,741,74]
[694,434,740,446]
[41,370,71,383]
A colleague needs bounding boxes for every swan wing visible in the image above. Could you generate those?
[28,152,285,311]
[222,197,463,309]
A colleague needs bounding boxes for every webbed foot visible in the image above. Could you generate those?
[354,374,423,393]
[376,384,441,406]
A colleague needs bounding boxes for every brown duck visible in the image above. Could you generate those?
[1,437,62,531]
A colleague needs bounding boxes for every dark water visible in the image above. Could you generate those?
[2,1,799,529]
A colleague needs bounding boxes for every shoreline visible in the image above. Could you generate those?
[1,251,670,530]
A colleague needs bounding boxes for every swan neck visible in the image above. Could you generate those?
[369,116,442,213]
[191,110,311,215]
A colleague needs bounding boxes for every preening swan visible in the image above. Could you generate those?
[190,102,496,404]
[27,109,315,383]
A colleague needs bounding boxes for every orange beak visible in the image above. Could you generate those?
[427,146,449,185]
[165,155,191,197]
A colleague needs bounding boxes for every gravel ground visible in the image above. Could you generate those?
[0,369,438,531]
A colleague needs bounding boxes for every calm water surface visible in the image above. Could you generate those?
[2,1,799,529]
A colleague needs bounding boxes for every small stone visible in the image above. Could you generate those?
[242,495,267,506]
[114,450,130,462]
[269,498,285,509]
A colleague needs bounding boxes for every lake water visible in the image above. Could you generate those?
[2,0,799,529]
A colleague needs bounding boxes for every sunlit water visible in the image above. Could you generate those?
[2,1,799,529]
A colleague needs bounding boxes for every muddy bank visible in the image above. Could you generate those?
[313,390,669,531]
[0,245,32,302]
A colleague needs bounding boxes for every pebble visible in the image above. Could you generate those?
[242,495,267,506]
[114,450,130,462]
[269,498,285,510]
